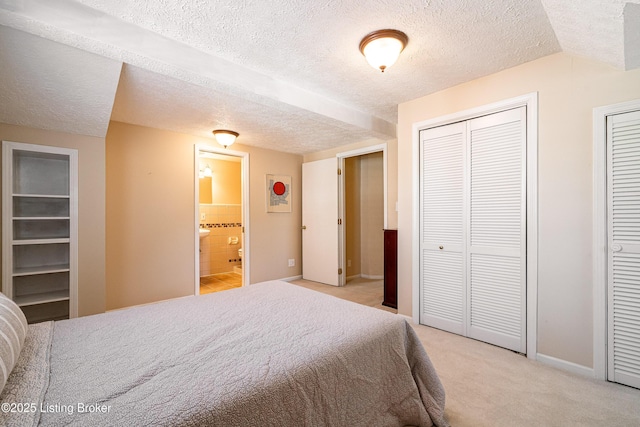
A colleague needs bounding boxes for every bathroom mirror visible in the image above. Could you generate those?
[198,155,241,205]
[199,177,212,204]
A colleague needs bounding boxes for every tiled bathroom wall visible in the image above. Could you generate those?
[199,204,242,276]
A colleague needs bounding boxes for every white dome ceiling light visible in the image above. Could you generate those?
[212,129,239,148]
[359,29,409,73]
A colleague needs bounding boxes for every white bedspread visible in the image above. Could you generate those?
[2,280,447,426]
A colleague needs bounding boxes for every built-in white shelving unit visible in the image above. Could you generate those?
[2,141,78,323]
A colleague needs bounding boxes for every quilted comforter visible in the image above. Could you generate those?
[1,280,447,426]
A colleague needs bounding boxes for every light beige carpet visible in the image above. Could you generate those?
[290,278,640,426]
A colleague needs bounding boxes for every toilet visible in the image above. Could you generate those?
[234,248,243,276]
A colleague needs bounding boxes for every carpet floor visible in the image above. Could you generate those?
[290,278,640,427]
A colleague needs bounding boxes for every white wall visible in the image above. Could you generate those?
[398,52,640,369]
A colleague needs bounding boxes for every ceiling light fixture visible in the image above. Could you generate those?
[212,129,239,148]
[359,29,408,73]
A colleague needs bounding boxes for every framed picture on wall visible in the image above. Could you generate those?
[266,174,291,213]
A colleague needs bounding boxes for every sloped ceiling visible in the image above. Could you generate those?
[0,0,638,154]
[0,25,121,137]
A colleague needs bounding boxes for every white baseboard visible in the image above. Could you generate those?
[278,275,303,282]
[361,274,384,280]
[536,353,595,378]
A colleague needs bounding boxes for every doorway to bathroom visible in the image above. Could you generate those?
[194,145,249,295]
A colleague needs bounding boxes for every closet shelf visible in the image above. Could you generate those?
[3,141,78,323]
[15,290,70,307]
[12,238,70,245]
[13,217,70,220]
[12,264,70,277]
[13,193,70,198]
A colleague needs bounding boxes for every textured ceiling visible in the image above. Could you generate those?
[0,0,638,154]
[0,25,121,137]
[542,0,640,71]
[112,65,382,154]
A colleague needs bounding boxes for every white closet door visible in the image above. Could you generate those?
[419,107,526,353]
[420,122,466,334]
[467,107,526,353]
[607,110,640,389]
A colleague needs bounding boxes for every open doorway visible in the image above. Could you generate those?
[301,143,387,289]
[338,144,387,292]
[344,152,384,283]
[194,145,249,295]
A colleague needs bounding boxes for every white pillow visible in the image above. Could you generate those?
[0,292,28,392]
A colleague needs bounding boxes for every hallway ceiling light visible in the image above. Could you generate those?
[359,29,408,73]
[212,129,239,148]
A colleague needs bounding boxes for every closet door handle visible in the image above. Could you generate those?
[611,244,622,252]
[439,245,444,250]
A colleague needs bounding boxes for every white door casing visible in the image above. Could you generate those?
[337,144,388,286]
[194,145,250,294]
[413,93,538,359]
[419,107,527,353]
[302,158,339,286]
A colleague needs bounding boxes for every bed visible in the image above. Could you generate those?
[1,280,447,427]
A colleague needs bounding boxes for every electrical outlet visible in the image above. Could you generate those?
[347,259,351,267]
[288,259,295,267]
[200,213,206,220]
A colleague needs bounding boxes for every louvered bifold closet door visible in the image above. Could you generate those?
[467,107,526,353]
[420,122,466,334]
[607,109,640,389]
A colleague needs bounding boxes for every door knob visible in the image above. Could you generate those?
[301,226,307,230]
[611,244,622,252]
[439,245,444,250]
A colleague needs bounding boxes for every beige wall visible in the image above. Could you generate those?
[106,121,302,310]
[398,52,640,368]
[248,141,302,283]
[0,123,106,317]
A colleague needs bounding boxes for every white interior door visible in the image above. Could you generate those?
[607,109,640,389]
[302,158,339,286]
